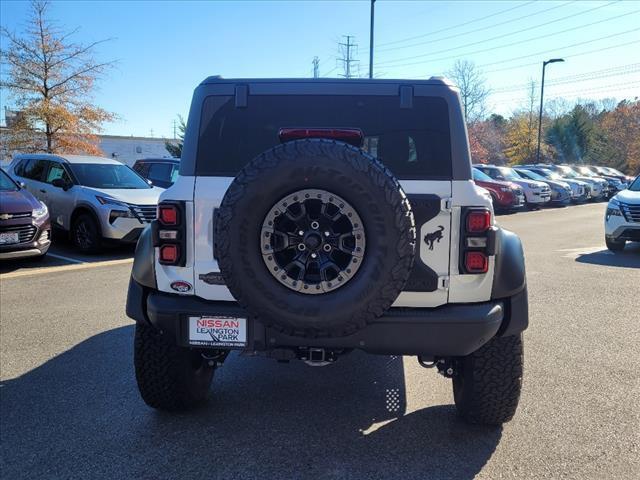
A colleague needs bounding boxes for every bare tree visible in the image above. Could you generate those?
[446,60,490,122]
[0,0,115,154]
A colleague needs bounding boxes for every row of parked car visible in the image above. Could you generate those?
[472,163,632,211]
[0,153,637,259]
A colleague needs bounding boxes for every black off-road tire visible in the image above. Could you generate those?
[453,334,524,425]
[215,138,416,338]
[134,323,215,411]
[71,213,102,253]
[605,237,625,252]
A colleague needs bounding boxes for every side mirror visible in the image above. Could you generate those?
[51,178,70,191]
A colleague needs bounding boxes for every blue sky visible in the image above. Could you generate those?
[1,0,639,138]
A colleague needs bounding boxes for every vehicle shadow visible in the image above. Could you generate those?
[575,244,640,268]
[0,326,501,479]
[0,234,135,274]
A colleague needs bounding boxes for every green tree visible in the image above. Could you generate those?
[165,115,185,158]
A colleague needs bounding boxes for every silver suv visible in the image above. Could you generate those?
[8,154,162,252]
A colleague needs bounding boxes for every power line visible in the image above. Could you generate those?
[374,8,638,68]
[496,80,640,104]
[491,64,640,94]
[379,26,640,72]
[480,39,640,74]
[374,0,537,49]
[375,0,578,54]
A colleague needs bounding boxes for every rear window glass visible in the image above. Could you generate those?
[196,94,452,179]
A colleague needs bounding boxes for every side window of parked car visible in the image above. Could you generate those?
[45,162,72,184]
[22,159,48,181]
[148,163,173,183]
[133,162,148,176]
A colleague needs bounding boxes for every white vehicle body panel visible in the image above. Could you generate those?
[605,189,640,239]
[156,178,495,307]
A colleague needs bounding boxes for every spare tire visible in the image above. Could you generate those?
[215,139,416,337]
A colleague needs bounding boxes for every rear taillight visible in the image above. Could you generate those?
[155,201,185,266]
[466,210,491,233]
[159,244,179,263]
[460,208,493,275]
[278,128,364,147]
[158,204,179,226]
[464,251,488,273]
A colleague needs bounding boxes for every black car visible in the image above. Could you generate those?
[0,168,51,260]
[132,158,179,188]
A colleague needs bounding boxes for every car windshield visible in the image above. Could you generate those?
[472,168,493,182]
[606,167,625,176]
[69,163,151,189]
[557,167,579,179]
[629,176,640,192]
[497,167,522,181]
[0,169,19,191]
[516,169,545,181]
[575,167,595,177]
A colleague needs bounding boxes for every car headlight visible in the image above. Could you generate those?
[32,201,48,220]
[96,195,128,207]
[527,183,538,188]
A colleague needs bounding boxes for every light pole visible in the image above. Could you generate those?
[369,0,375,79]
[536,58,564,163]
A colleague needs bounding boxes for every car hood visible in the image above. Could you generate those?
[475,179,518,189]
[563,178,589,187]
[544,179,570,189]
[511,179,547,189]
[575,176,605,185]
[82,186,164,205]
[0,189,40,214]
[614,189,640,205]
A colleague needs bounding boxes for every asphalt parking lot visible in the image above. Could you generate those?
[1,202,638,480]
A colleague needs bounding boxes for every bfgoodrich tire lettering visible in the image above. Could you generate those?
[453,334,524,425]
[134,323,215,411]
[215,139,416,338]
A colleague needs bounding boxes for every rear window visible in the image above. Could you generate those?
[196,94,452,180]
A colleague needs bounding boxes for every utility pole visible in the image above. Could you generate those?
[536,58,564,163]
[369,0,375,79]
[312,56,320,78]
[172,119,177,139]
[338,35,359,79]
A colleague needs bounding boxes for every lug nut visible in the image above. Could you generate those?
[311,221,320,229]
[298,244,306,251]
[298,230,304,236]
[324,231,330,237]
[323,244,331,252]
[311,253,317,259]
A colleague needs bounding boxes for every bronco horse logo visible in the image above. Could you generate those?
[424,225,445,251]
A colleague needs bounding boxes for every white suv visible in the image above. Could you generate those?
[126,78,529,425]
[605,175,640,252]
[8,154,163,252]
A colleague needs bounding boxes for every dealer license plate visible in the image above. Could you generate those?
[0,232,19,245]
[188,316,247,348]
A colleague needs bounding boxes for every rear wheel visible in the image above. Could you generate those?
[71,213,102,253]
[134,323,215,411]
[605,237,626,252]
[453,334,523,425]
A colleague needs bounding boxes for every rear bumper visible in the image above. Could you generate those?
[128,283,510,357]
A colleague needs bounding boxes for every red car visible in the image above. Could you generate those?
[472,167,525,211]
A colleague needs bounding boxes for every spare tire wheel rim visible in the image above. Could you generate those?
[261,188,366,294]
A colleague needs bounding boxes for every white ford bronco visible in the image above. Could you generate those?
[126,77,528,425]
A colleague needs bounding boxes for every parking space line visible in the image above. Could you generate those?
[46,252,86,264]
[0,258,133,280]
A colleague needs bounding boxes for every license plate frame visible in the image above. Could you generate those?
[187,316,247,348]
[0,232,19,245]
